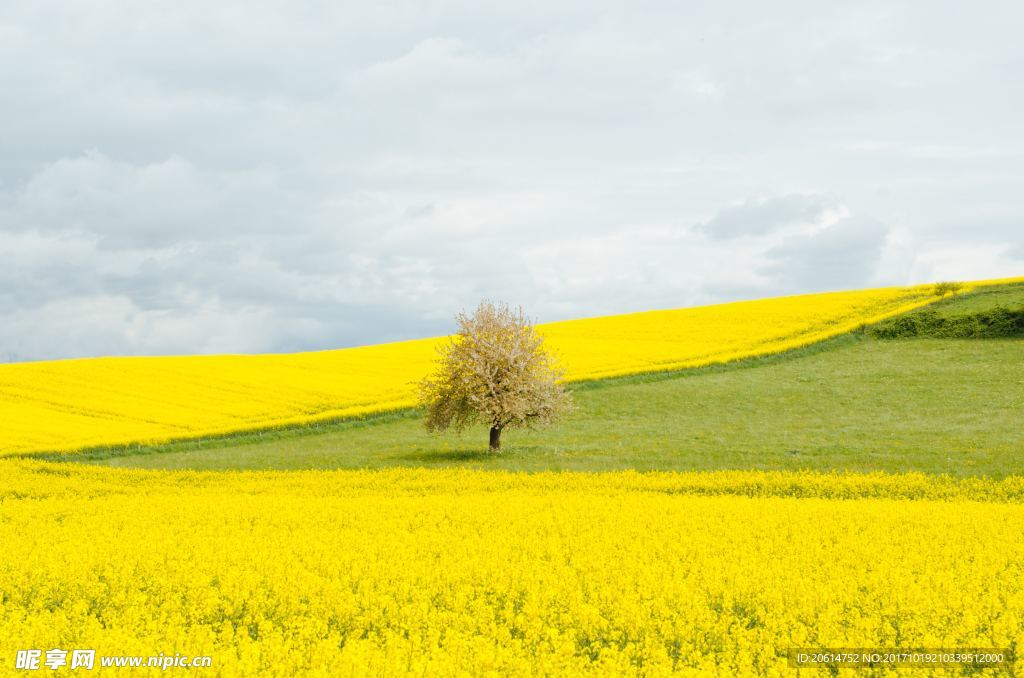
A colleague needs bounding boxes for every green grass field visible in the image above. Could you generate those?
[927,282,1024,316]
[81,282,1024,477]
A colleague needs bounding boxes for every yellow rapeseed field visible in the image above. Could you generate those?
[3,278,1016,456]
[3,279,1023,676]
[0,463,1021,676]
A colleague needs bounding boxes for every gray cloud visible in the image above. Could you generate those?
[5,153,295,249]
[695,194,837,239]
[1,1,1022,361]
[761,218,890,293]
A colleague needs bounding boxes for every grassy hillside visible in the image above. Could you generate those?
[924,281,1024,316]
[870,280,1024,339]
[84,282,1024,477]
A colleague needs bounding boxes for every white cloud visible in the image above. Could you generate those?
[905,243,1024,285]
[0,0,1022,360]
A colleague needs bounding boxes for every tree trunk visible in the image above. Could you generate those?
[489,426,502,452]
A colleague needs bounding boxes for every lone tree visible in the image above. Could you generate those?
[418,301,573,451]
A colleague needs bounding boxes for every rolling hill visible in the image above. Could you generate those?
[6,280,1008,456]
[82,280,1024,476]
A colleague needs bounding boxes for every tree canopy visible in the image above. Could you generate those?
[418,301,573,451]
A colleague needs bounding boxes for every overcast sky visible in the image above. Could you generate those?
[2,1,1022,361]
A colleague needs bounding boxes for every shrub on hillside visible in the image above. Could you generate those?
[871,307,1024,339]
[933,281,965,297]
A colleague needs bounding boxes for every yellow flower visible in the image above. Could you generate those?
[0,463,1021,676]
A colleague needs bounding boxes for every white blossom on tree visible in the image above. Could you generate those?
[418,301,573,451]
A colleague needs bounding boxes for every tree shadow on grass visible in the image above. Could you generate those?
[389,444,577,469]
[391,448,494,464]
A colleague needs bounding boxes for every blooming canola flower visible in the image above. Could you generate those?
[0,464,1021,676]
